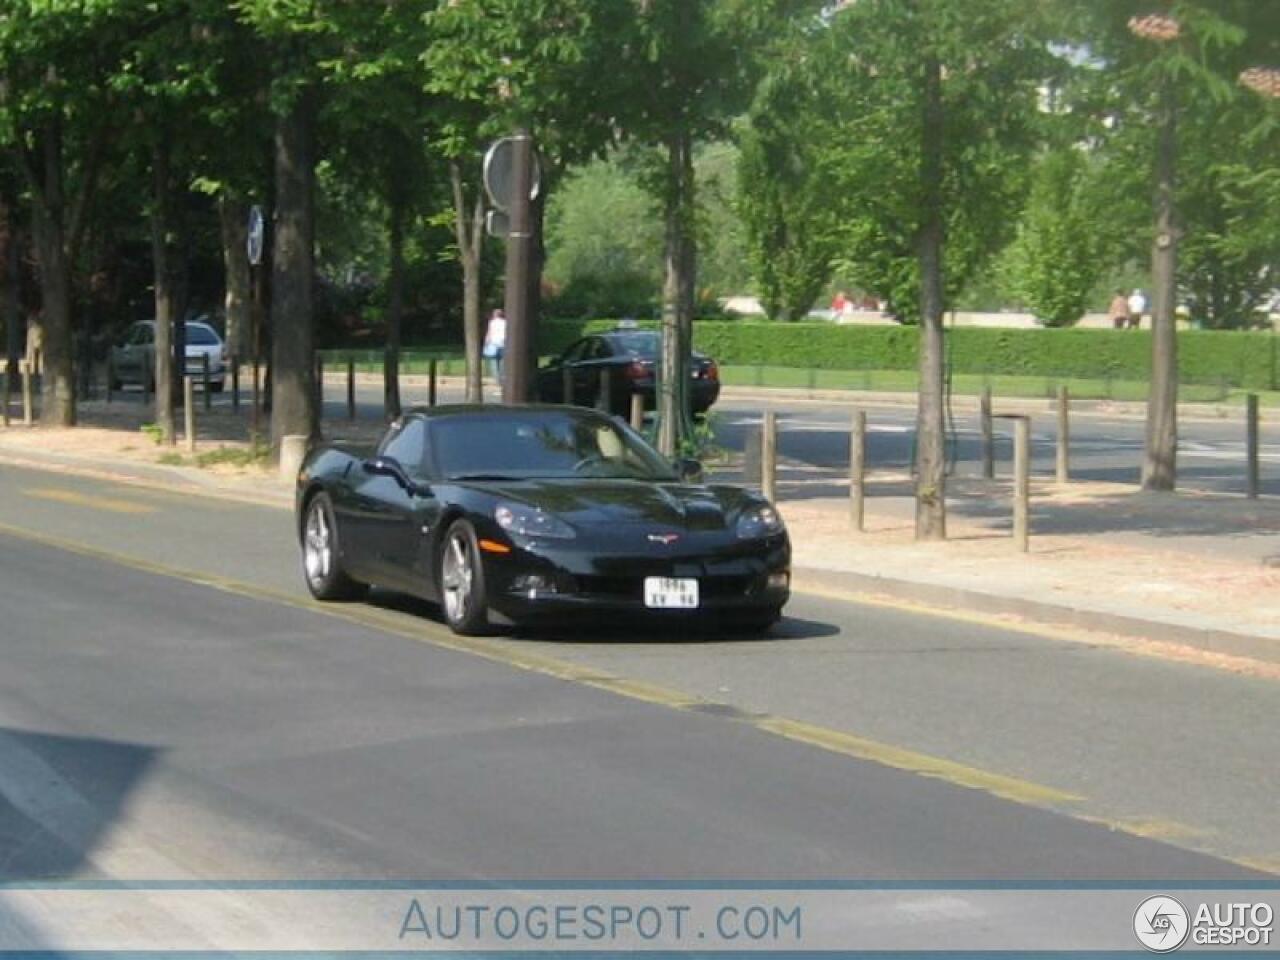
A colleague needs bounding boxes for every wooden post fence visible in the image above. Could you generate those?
[762,410,778,504]
[849,408,866,531]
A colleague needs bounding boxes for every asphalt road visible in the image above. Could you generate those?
[0,461,1275,884]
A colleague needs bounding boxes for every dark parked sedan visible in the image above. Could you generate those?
[295,405,789,636]
[535,330,721,418]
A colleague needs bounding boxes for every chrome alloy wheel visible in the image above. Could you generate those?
[304,501,334,588]
[441,530,474,623]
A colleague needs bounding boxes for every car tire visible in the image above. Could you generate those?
[301,492,367,601]
[438,519,490,636]
[210,381,225,394]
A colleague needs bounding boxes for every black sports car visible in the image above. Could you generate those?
[295,405,789,635]
[535,330,721,418]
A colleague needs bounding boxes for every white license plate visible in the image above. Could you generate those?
[644,577,699,609]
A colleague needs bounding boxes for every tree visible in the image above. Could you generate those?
[617,0,818,454]
[739,81,839,321]
[1004,148,1110,327]
[813,0,1048,538]
[1070,1,1259,490]
[424,0,625,401]
[0,1,137,426]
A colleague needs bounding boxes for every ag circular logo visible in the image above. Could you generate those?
[1134,895,1190,952]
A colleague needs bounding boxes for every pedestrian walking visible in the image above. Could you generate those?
[483,308,507,387]
[1108,289,1129,330]
[1127,288,1147,329]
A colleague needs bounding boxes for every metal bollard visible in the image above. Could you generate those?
[106,355,114,405]
[314,354,323,417]
[1,371,8,427]
[230,354,240,413]
[202,354,212,413]
[184,376,196,453]
[1056,385,1069,485]
[21,361,32,425]
[762,410,778,504]
[596,367,613,414]
[428,358,438,407]
[630,392,644,432]
[562,365,574,406]
[347,359,356,420]
[996,414,1031,552]
[850,408,866,531]
[1246,393,1260,500]
[250,358,261,447]
[980,386,994,480]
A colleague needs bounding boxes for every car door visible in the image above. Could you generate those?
[114,324,146,381]
[341,417,439,594]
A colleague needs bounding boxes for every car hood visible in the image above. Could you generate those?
[467,479,755,531]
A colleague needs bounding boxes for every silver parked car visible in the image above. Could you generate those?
[111,320,227,393]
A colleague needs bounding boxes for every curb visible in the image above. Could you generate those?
[792,565,1280,666]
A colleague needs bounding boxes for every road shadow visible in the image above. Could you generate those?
[0,726,159,883]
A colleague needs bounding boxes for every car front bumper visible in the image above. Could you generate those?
[481,533,790,625]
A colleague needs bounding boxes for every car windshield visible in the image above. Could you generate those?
[430,410,677,482]
[607,332,658,360]
[184,325,220,346]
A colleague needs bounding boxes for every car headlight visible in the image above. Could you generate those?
[736,503,785,540]
[494,503,576,540]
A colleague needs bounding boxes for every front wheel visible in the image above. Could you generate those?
[438,519,490,635]
[302,493,367,601]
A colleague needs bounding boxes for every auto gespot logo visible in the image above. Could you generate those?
[1134,895,1274,951]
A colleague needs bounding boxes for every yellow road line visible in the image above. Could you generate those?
[21,487,157,515]
[0,518,1271,875]
[756,716,1082,807]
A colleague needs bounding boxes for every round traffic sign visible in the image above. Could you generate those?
[483,137,542,212]
[247,205,265,266]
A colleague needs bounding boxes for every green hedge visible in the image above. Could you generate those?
[537,320,1280,389]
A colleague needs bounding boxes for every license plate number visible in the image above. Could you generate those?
[644,577,699,609]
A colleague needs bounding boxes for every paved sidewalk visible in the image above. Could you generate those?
[2,407,1277,664]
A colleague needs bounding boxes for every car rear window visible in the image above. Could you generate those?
[607,332,658,359]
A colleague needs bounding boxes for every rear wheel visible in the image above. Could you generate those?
[439,519,490,635]
[302,493,366,601]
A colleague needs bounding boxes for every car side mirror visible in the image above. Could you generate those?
[364,457,431,498]
[674,457,704,484]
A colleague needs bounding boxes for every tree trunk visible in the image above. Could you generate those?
[657,129,697,458]
[915,53,947,540]
[0,191,21,388]
[150,139,177,444]
[27,124,76,427]
[1142,75,1178,492]
[270,87,318,451]
[451,161,485,404]
[219,193,251,359]
[384,190,405,420]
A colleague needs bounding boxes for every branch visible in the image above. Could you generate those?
[450,160,474,265]
[67,108,112,262]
